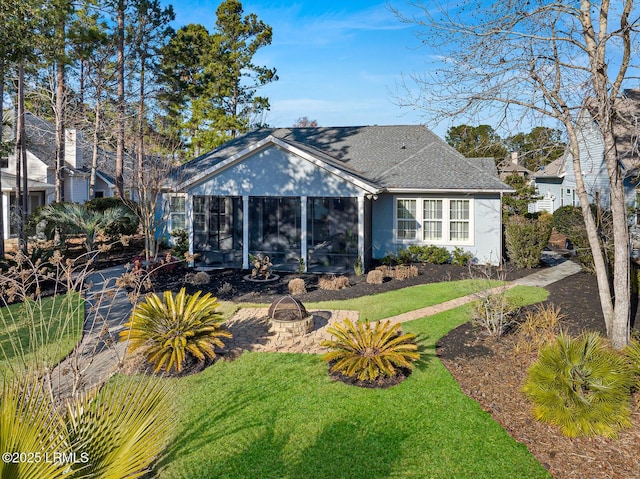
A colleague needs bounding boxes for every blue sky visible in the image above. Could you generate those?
[159,1,443,134]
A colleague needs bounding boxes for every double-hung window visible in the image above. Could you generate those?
[396,199,417,240]
[395,197,472,244]
[169,195,186,232]
[449,200,470,242]
[423,199,443,241]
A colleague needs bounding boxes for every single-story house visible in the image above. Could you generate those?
[1,112,116,239]
[167,125,513,272]
[530,89,640,216]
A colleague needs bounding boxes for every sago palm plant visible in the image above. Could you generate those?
[321,318,419,381]
[523,332,634,438]
[120,287,232,373]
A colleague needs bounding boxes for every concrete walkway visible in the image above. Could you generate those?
[51,254,583,396]
[50,265,132,400]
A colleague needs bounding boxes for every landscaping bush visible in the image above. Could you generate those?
[394,264,419,280]
[398,245,450,264]
[120,288,231,374]
[185,271,211,286]
[321,318,419,382]
[451,247,474,266]
[625,340,640,389]
[523,332,634,438]
[318,275,350,290]
[366,269,384,284]
[513,303,564,354]
[288,278,307,295]
[505,213,553,268]
[170,229,189,259]
[471,288,518,336]
[85,196,139,236]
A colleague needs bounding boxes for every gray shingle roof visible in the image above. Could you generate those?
[176,125,511,192]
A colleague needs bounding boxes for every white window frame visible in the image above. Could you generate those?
[394,196,474,246]
[167,193,187,233]
[396,198,418,241]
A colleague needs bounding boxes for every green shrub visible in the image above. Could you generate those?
[321,319,419,381]
[120,288,232,374]
[398,245,450,264]
[0,374,172,479]
[451,247,474,266]
[170,229,189,259]
[505,213,553,268]
[523,332,634,438]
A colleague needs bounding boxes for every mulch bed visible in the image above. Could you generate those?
[437,271,640,479]
[150,261,536,304]
[146,256,640,478]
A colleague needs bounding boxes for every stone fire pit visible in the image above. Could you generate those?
[268,295,314,337]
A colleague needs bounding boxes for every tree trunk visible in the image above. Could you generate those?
[55,57,65,203]
[0,62,6,259]
[602,127,631,348]
[115,0,125,198]
[90,86,102,199]
[16,63,27,253]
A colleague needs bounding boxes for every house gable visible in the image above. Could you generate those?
[184,138,378,197]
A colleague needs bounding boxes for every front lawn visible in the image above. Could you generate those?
[153,285,550,479]
[0,292,84,376]
[216,278,504,322]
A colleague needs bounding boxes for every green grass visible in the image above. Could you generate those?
[0,292,84,376]
[217,278,504,322]
[306,278,504,321]
[153,285,550,479]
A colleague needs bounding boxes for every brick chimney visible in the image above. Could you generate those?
[511,151,518,165]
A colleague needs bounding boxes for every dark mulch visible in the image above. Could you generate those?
[437,270,640,479]
[327,363,413,389]
[150,261,536,304]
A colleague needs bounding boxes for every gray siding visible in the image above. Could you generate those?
[188,145,364,198]
[371,193,503,265]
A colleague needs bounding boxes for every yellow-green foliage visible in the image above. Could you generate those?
[120,288,231,373]
[625,340,640,389]
[514,303,564,354]
[66,377,173,478]
[0,375,69,479]
[321,319,419,381]
[0,375,172,479]
[523,332,634,438]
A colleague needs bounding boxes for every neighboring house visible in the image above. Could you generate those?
[1,112,116,239]
[530,89,640,216]
[167,125,512,272]
[497,152,532,181]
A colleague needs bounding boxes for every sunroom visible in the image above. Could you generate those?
[169,134,377,272]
